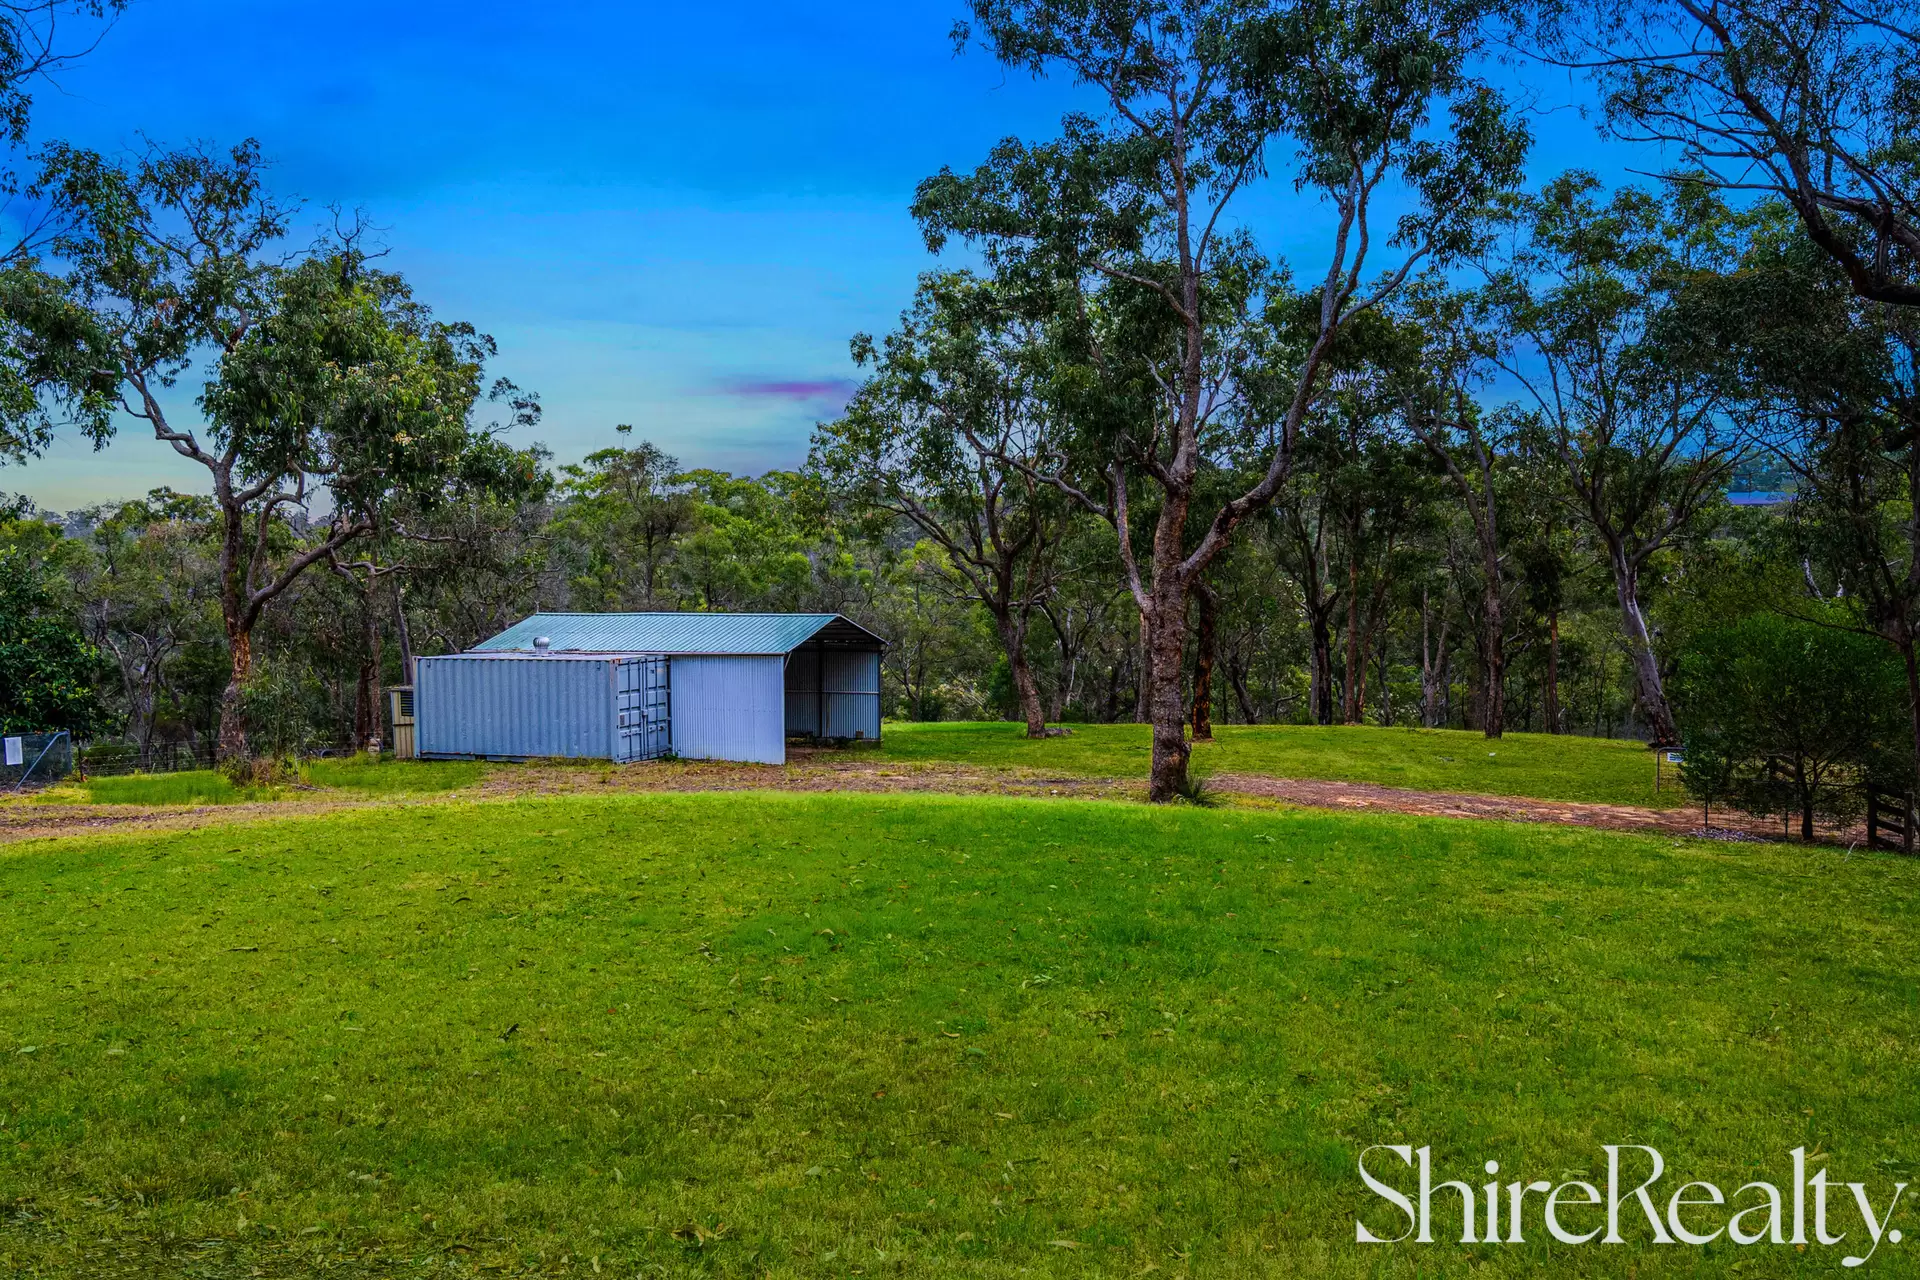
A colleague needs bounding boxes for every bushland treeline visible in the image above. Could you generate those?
[0,0,1914,813]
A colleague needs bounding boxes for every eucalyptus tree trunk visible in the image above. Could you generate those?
[1343,552,1362,724]
[1480,571,1506,740]
[1190,580,1217,741]
[393,581,415,685]
[993,608,1049,738]
[217,627,252,764]
[1544,609,1562,734]
[1142,585,1191,801]
[1420,588,1450,729]
[1604,544,1677,746]
[1229,658,1257,725]
[353,580,383,751]
[1307,606,1337,726]
[1135,617,1153,725]
[215,506,255,765]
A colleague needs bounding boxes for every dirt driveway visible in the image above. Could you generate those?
[0,753,1867,848]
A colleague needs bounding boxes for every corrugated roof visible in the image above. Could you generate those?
[472,612,885,656]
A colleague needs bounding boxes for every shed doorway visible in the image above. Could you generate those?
[783,642,883,742]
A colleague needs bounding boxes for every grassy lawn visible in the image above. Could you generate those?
[877,722,1682,808]
[73,759,487,806]
[0,791,1912,1276]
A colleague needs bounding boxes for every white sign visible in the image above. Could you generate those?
[1666,752,1684,765]
[3,737,21,767]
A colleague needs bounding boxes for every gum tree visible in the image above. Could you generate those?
[1399,284,1523,738]
[815,271,1069,738]
[914,0,1527,800]
[1528,0,1919,307]
[1480,177,1744,745]
[1701,215,1920,801]
[0,142,536,763]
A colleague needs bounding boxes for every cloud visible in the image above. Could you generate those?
[711,376,859,406]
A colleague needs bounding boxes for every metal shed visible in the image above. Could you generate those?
[415,612,885,766]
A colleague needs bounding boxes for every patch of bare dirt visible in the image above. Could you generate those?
[465,753,1137,803]
[1211,773,1868,846]
[0,797,394,847]
[0,753,1137,846]
[0,750,1874,850]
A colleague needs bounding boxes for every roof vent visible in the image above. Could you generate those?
[533,636,552,654]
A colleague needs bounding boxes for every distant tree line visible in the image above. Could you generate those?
[0,0,1913,821]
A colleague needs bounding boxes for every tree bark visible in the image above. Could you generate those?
[353,580,383,751]
[1545,608,1562,734]
[1606,546,1678,745]
[1479,565,1505,740]
[1190,580,1216,741]
[1309,608,1336,726]
[217,627,252,764]
[1342,553,1362,724]
[995,609,1049,738]
[1144,590,1191,802]
[1420,588,1450,729]
[393,581,415,685]
[1135,615,1153,725]
[1229,656,1257,725]
[1042,607,1078,722]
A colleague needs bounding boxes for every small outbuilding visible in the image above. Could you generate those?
[413,612,886,765]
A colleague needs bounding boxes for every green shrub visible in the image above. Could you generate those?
[1674,613,1908,838]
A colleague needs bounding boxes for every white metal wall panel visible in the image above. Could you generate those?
[785,648,883,740]
[416,655,617,760]
[670,655,786,764]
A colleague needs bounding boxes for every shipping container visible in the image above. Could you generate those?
[415,652,670,762]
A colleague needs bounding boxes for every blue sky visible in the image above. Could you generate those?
[12,0,1637,511]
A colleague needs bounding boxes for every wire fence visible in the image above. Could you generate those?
[1,732,74,790]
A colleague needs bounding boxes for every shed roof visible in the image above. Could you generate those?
[472,612,885,657]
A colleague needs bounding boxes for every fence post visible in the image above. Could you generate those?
[1868,789,1882,852]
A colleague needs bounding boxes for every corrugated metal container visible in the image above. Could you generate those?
[784,649,882,740]
[669,656,786,764]
[416,653,670,762]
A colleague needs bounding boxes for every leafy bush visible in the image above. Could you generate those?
[0,547,108,736]
[1674,613,1908,839]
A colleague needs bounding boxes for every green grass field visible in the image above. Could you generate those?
[878,722,1681,808]
[1,791,1911,1277]
[75,759,486,806]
